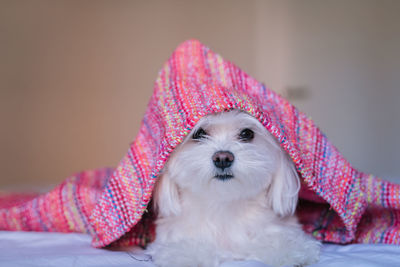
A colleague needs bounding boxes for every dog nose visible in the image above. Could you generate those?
[212,151,234,170]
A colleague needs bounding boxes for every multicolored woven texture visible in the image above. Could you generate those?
[1,40,399,247]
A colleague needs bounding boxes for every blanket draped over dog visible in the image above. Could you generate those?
[1,40,400,247]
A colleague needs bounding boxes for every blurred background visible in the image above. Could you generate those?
[1,0,399,190]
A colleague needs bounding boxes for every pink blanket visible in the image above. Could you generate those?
[1,40,399,247]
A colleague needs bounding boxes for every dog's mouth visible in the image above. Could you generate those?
[214,173,234,181]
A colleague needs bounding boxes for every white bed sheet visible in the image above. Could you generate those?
[1,231,399,267]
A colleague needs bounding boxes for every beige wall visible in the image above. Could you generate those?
[1,0,399,189]
[282,0,400,180]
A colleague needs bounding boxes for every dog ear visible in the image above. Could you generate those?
[268,152,300,217]
[153,172,181,217]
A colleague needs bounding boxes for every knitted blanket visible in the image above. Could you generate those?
[1,40,399,248]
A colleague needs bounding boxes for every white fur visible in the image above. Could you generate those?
[147,111,320,267]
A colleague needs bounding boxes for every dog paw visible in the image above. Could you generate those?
[285,237,321,266]
[147,241,220,267]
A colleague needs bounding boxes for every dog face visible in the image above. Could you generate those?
[155,110,299,217]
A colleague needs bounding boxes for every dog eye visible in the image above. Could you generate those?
[239,128,254,142]
[192,128,207,140]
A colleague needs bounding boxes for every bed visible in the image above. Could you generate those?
[1,231,399,267]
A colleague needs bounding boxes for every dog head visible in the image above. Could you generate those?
[154,110,300,217]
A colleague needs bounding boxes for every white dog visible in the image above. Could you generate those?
[147,110,320,267]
